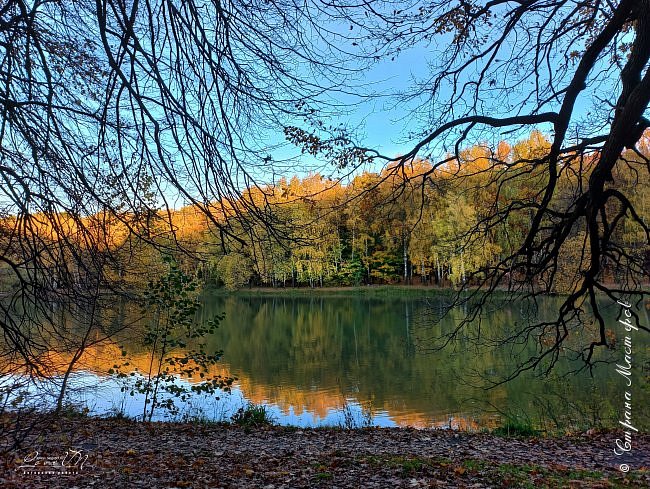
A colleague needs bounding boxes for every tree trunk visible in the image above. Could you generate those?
[460,251,466,284]
[403,235,408,284]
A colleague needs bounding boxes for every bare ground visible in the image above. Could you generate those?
[1,417,649,488]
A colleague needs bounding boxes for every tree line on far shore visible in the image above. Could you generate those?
[208,132,649,292]
[2,131,647,295]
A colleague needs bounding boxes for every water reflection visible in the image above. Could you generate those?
[6,293,650,429]
[196,293,649,429]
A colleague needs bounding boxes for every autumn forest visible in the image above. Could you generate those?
[4,131,646,296]
[3,0,650,484]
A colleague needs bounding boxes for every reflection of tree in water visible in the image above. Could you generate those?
[198,294,647,429]
[23,293,648,429]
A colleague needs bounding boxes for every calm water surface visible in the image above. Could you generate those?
[26,292,650,429]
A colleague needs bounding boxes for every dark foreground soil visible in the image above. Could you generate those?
[1,417,648,488]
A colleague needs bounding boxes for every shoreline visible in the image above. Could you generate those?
[205,284,489,298]
[2,416,648,488]
[203,284,650,301]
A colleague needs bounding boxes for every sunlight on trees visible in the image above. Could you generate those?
[0,0,649,424]
[286,0,650,375]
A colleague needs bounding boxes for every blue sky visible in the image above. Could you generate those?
[259,42,436,183]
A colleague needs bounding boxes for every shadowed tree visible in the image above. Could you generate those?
[0,0,360,415]
[286,0,650,379]
[1,0,649,420]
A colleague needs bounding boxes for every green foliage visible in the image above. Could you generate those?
[333,256,365,286]
[111,256,235,421]
[492,417,539,438]
[367,250,402,283]
[400,458,424,476]
[231,402,275,427]
[217,252,253,290]
[188,132,649,294]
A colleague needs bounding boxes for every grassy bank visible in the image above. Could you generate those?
[203,284,647,302]
[205,284,465,299]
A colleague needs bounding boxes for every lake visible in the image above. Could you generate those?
[12,291,650,430]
